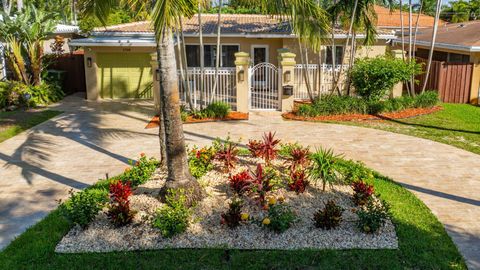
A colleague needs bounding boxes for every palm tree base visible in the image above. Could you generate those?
[158,178,205,207]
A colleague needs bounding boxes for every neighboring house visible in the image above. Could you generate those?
[397,20,480,104]
[374,5,443,32]
[43,24,82,54]
[70,14,395,110]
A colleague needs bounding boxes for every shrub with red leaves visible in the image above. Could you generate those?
[288,169,309,193]
[229,171,253,195]
[247,139,263,158]
[247,132,280,165]
[249,163,272,204]
[285,147,310,171]
[107,181,135,226]
[352,181,375,206]
[215,143,239,172]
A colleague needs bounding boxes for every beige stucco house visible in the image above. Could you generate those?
[70,14,398,111]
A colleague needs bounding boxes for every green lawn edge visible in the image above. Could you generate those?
[0,172,466,269]
[0,110,63,143]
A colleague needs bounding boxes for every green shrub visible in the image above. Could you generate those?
[59,188,108,228]
[188,145,216,178]
[0,81,64,110]
[153,189,192,238]
[118,154,159,187]
[264,203,296,233]
[204,101,231,118]
[357,199,391,233]
[309,148,342,191]
[414,91,439,108]
[351,56,421,101]
[334,159,374,184]
[278,142,303,158]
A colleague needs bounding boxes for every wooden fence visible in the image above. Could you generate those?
[414,58,473,103]
[49,53,86,95]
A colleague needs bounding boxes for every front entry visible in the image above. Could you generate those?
[249,62,279,110]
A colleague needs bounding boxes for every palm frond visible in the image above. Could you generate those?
[152,0,196,40]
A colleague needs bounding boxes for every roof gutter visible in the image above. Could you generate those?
[394,39,480,52]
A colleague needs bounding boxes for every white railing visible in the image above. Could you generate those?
[178,67,236,110]
[293,64,349,100]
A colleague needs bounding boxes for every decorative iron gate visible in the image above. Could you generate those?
[249,63,279,110]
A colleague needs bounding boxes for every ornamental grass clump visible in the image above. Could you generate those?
[153,189,192,238]
[357,199,391,234]
[60,188,108,229]
[309,148,342,191]
[313,200,344,230]
[107,181,135,227]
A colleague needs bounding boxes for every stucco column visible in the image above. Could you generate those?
[84,48,99,100]
[278,49,296,112]
[235,52,250,113]
[150,53,161,114]
[391,49,405,98]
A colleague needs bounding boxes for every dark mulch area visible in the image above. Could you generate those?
[145,112,249,129]
[282,106,443,122]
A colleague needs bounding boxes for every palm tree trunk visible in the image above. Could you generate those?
[176,19,194,111]
[408,0,414,94]
[198,5,206,109]
[411,0,423,94]
[298,38,315,102]
[346,32,356,95]
[400,0,405,62]
[157,27,204,203]
[317,48,323,98]
[156,45,167,166]
[210,0,223,103]
[421,0,442,93]
[332,0,358,96]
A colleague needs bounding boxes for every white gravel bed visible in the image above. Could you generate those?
[56,157,398,253]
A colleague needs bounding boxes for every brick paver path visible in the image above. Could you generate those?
[0,96,478,268]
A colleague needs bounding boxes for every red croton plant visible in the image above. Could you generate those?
[108,181,135,226]
[352,181,375,206]
[228,164,273,204]
[247,132,280,165]
[215,142,239,172]
[288,169,309,194]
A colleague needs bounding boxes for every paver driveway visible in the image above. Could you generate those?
[0,95,478,269]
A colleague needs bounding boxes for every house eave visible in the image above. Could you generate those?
[394,39,480,52]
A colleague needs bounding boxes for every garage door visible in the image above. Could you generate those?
[97,53,153,99]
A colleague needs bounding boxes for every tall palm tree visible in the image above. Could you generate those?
[197,1,206,109]
[421,0,442,93]
[210,0,223,103]
[79,0,205,202]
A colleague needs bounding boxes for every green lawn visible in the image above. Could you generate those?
[0,110,62,143]
[0,172,466,269]
[342,104,480,155]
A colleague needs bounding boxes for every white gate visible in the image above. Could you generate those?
[249,63,279,110]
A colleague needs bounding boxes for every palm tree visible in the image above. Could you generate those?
[79,0,205,202]
[421,0,442,93]
[210,0,223,103]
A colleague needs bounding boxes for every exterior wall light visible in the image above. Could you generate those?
[284,70,291,83]
[238,70,245,82]
[156,68,160,81]
[86,57,92,68]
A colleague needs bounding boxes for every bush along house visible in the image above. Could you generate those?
[70,13,397,113]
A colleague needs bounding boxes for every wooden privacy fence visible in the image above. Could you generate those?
[49,53,86,95]
[415,58,473,103]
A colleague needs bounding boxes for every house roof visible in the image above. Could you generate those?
[91,14,394,37]
[374,5,442,28]
[400,20,480,52]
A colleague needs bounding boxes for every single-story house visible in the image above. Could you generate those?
[70,13,396,106]
[374,5,443,32]
[397,20,480,104]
